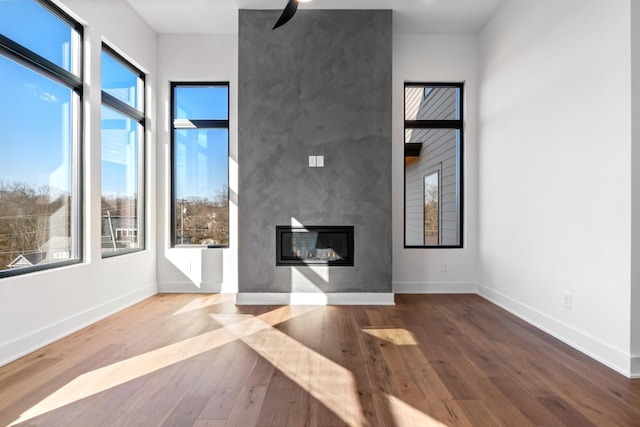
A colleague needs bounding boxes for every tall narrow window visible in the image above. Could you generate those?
[101,45,145,256]
[0,0,83,277]
[171,83,229,247]
[404,83,463,248]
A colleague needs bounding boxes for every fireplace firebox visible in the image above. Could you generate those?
[276,226,354,266]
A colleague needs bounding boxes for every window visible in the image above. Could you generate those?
[404,83,463,248]
[0,0,83,277]
[171,83,229,247]
[101,45,145,256]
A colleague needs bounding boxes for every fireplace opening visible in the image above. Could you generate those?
[276,226,354,266]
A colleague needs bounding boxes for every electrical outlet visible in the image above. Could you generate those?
[562,292,572,309]
[308,156,316,168]
[183,262,192,273]
[441,262,449,272]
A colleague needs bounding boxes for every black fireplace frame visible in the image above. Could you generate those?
[276,226,354,267]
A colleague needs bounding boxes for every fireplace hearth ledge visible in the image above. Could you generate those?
[235,292,395,306]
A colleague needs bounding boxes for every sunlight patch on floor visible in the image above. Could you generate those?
[388,394,449,426]
[212,311,366,426]
[172,294,235,316]
[10,306,314,426]
[362,327,419,345]
[11,303,442,427]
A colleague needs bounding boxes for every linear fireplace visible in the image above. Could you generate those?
[276,226,354,266]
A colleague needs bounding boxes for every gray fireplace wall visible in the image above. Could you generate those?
[238,9,392,293]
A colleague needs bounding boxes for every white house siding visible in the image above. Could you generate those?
[406,86,457,121]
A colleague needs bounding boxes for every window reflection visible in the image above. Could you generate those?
[101,51,142,110]
[101,105,140,253]
[100,46,144,256]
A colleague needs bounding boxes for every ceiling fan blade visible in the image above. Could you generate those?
[273,0,299,30]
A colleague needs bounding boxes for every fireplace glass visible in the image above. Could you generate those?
[276,226,354,266]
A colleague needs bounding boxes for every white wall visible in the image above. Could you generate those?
[631,0,640,378]
[393,33,479,293]
[0,0,157,366]
[156,34,239,293]
[478,0,634,375]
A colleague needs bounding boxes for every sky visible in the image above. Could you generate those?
[0,50,72,193]
[173,86,229,201]
[0,0,74,193]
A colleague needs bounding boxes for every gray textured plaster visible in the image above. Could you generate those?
[238,9,392,293]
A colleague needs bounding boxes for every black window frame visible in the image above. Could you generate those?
[404,82,464,249]
[100,42,146,258]
[170,81,230,248]
[0,0,84,278]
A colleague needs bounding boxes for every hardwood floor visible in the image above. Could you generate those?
[1,294,639,426]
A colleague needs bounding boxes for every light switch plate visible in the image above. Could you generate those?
[316,155,324,167]
[308,156,316,168]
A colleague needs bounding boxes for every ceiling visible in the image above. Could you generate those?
[125,0,506,35]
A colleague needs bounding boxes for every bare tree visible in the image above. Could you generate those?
[176,186,229,245]
[0,180,68,268]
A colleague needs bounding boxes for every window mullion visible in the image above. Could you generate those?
[173,119,229,129]
[404,119,462,130]
[102,91,144,124]
[0,34,82,90]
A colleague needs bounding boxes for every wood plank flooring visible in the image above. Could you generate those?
[1,294,639,426]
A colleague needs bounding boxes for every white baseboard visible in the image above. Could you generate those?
[6,278,634,378]
[631,356,640,379]
[0,283,157,367]
[158,282,223,294]
[477,283,633,378]
[394,281,478,294]
[235,292,395,306]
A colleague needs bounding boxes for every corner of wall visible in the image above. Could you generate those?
[631,356,640,379]
[630,0,640,383]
